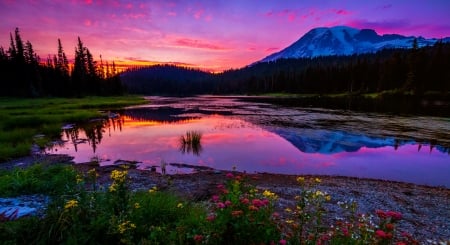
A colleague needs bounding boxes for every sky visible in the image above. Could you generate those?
[1,0,450,72]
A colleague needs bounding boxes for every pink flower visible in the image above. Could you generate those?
[212,195,219,202]
[375,210,387,218]
[272,212,280,218]
[224,200,232,206]
[217,202,226,209]
[252,199,264,207]
[240,198,250,205]
[226,173,234,178]
[279,239,287,245]
[217,184,225,189]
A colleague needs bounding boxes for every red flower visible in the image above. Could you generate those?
[279,239,287,245]
[386,211,402,220]
[193,234,203,242]
[375,210,387,219]
[206,215,215,222]
[231,210,244,217]
[224,200,232,206]
[226,173,234,178]
[386,223,395,230]
[240,198,250,205]
[249,205,259,211]
[375,230,387,238]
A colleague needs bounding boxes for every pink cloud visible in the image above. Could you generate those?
[174,38,228,51]
[332,9,351,15]
[265,47,279,53]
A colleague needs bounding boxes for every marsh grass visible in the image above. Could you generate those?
[0,96,146,161]
[179,130,203,155]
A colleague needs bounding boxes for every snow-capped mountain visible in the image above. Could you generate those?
[260,26,447,62]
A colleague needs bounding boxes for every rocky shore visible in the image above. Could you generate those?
[1,155,449,243]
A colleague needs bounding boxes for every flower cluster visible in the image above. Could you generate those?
[64,199,78,210]
[110,170,127,183]
[117,220,136,234]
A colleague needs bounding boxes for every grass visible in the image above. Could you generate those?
[0,96,146,161]
[0,166,424,244]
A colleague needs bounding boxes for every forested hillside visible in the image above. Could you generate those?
[121,41,450,96]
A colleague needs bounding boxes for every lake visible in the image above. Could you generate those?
[47,96,450,187]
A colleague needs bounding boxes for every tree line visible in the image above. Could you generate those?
[0,28,124,97]
[121,40,450,96]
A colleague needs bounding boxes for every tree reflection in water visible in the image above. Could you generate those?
[61,115,124,153]
[179,130,202,156]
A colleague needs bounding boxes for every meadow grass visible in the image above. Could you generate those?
[0,96,146,161]
[0,166,422,244]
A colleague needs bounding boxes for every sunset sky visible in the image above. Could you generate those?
[1,0,449,72]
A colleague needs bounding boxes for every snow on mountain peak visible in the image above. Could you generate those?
[259,26,446,63]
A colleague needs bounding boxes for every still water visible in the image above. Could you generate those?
[48,96,450,187]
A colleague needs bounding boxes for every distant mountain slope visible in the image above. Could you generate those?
[260,26,448,62]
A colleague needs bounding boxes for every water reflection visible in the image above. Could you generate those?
[47,96,450,187]
[179,131,203,156]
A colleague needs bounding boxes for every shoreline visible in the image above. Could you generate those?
[1,154,449,242]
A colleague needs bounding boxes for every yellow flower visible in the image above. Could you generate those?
[315,190,324,196]
[294,195,301,200]
[110,170,127,182]
[76,174,83,184]
[148,186,158,193]
[314,178,321,183]
[262,190,278,200]
[64,199,78,209]
[88,168,99,178]
[285,208,292,213]
[117,221,136,234]
[325,195,331,201]
[296,176,305,183]
[177,203,184,208]
[109,182,117,192]
[286,219,294,224]
[134,202,141,209]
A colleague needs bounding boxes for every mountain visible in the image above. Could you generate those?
[260,26,447,62]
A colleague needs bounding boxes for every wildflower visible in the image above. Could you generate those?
[252,199,264,207]
[263,190,278,200]
[285,219,294,224]
[193,234,203,242]
[224,200,232,207]
[325,195,331,201]
[226,172,234,178]
[272,212,280,218]
[375,230,387,238]
[206,215,215,222]
[109,182,117,192]
[216,202,226,209]
[294,195,301,200]
[231,210,244,217]
[285,208,292,213]
[217,184,225,189]
[110,170,127,182]
[134,202,141,209]
[296,176,305,183]
[177,203,184,208]
[117,220,136,234]
[376,210,387,218]
[148,186,158,193]
[240,198,250,205]
[212,195,219,202]
[279,239,287,245]
[314,177,321,183]
[76,174,83,184]
[88,168,99,178]
[386,223,395,230]
[64,199,78,209]
[248,205,259,211]
[314,190,324,197]
[386,211,402,220]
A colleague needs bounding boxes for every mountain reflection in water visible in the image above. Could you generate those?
[47,96,450,187]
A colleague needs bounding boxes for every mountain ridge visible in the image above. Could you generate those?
[259,26,449,63]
